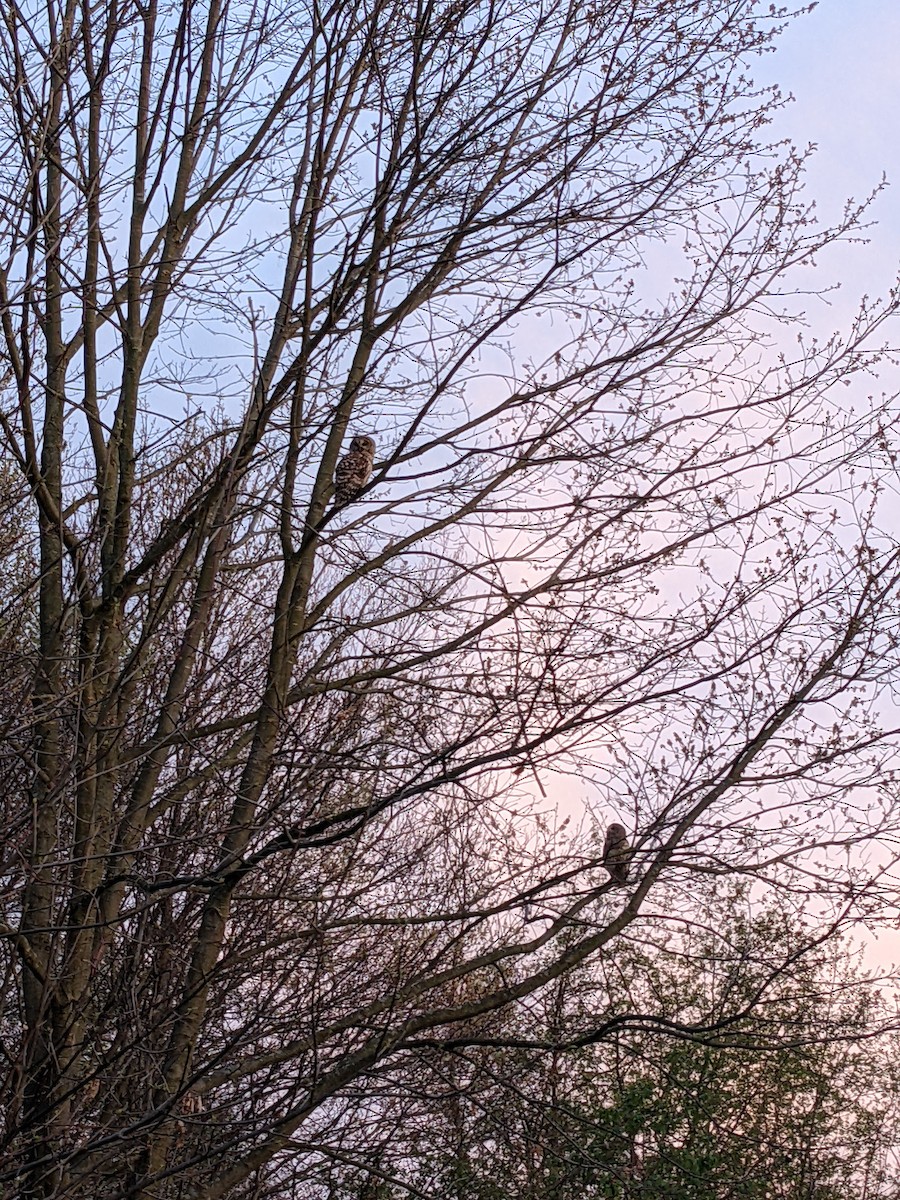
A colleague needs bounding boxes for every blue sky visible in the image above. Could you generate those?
[764,0,900,310]
[762,1,900,971]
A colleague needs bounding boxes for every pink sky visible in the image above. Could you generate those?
[753,0,900,974]
[556,4,900,978]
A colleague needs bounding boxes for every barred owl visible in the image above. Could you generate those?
[174,1089,205,1145]
[179,1090,205,1116]
[603,822,631,885]
[334,435,376,506]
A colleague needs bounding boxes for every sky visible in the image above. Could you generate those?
[762,0,900,318]
[743,0,900,973]
[554,2,900,976]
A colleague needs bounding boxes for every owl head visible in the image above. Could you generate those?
[604,823,628,853]
[350,435,376,455]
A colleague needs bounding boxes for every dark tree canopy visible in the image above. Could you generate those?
[365,895,900,1200]
[1,0,899,1196]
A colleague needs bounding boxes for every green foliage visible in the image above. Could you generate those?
[384,895,900,1200]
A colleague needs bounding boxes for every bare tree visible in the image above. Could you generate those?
[1,0,899,1196]
[355,891,900,1200]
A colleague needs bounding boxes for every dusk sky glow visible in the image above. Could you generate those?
[757,1,900,973]
[766,1,900,320]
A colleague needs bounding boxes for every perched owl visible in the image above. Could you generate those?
[333,435,376,506]
[179,1090,205,1116]
[174,1089,205,1145]
[603,822,631,885]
